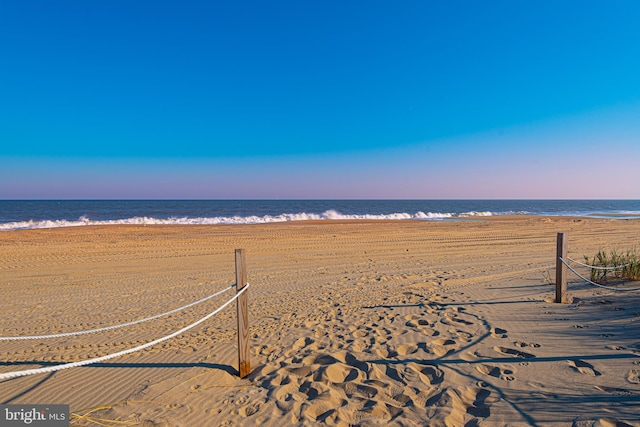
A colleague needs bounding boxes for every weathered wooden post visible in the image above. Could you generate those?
[235,249,250,378]
[555,232,567,303]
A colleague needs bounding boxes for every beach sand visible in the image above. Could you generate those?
[1,218,639,426]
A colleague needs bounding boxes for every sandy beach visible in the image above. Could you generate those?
[1,217,639,426]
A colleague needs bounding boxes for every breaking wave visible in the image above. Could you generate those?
[0,209,497,230]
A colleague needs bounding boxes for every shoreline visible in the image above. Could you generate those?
[2,213,639,232]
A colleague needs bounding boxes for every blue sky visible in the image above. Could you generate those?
[1,1,639,199]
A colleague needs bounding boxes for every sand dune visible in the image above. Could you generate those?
[1,218,639,426]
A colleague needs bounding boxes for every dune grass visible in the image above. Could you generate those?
[584,248,640,283]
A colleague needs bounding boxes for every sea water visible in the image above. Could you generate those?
[1,200,639,230]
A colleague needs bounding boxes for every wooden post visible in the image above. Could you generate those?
[555,232,567,303]
[235,249,250,378]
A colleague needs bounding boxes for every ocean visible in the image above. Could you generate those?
[1,200,639,230]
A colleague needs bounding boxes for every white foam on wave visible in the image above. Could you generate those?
[0,210,464,230]
[459,211,493,217]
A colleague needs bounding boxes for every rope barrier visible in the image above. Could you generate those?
[559,257,640,292]
[566,256,632,271]
[0,284,249,381]
[0,285,235,341]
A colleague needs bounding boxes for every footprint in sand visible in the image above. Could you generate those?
[626,369,640,384]
[302,353,339,366]
[420,327,439,337]
[568,359,601,376]
[514,341,540,348]
[303,400,335,423]
[426,338,458,357]
[411,364,444,386]
[398,362,445,387]
[374,327,391,338]
[439,312,474,327]
[491,327,508,338]
[238,403,260,417]
[273,380,305,404]
[404,317,439,337]
[445,386,491,426]
[455,331,474,342]
[452,318,474,326]
[594,385,634,397]
[606,345,625,351]
[493,346,536,359]
[351,329,368,338]
[475,364,516,381]
[293,337,314,350]
[597,418,636,427]
[405,318,431,328]
[375,345,397,358]
[397,343,419,356]
[325,363,360,383]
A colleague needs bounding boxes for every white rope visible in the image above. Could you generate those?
[566,256,632,271]
[0,285,234,341]
[0,284,249,381]
[559,258,640,292]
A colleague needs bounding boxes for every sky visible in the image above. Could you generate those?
[1,1,639,199]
